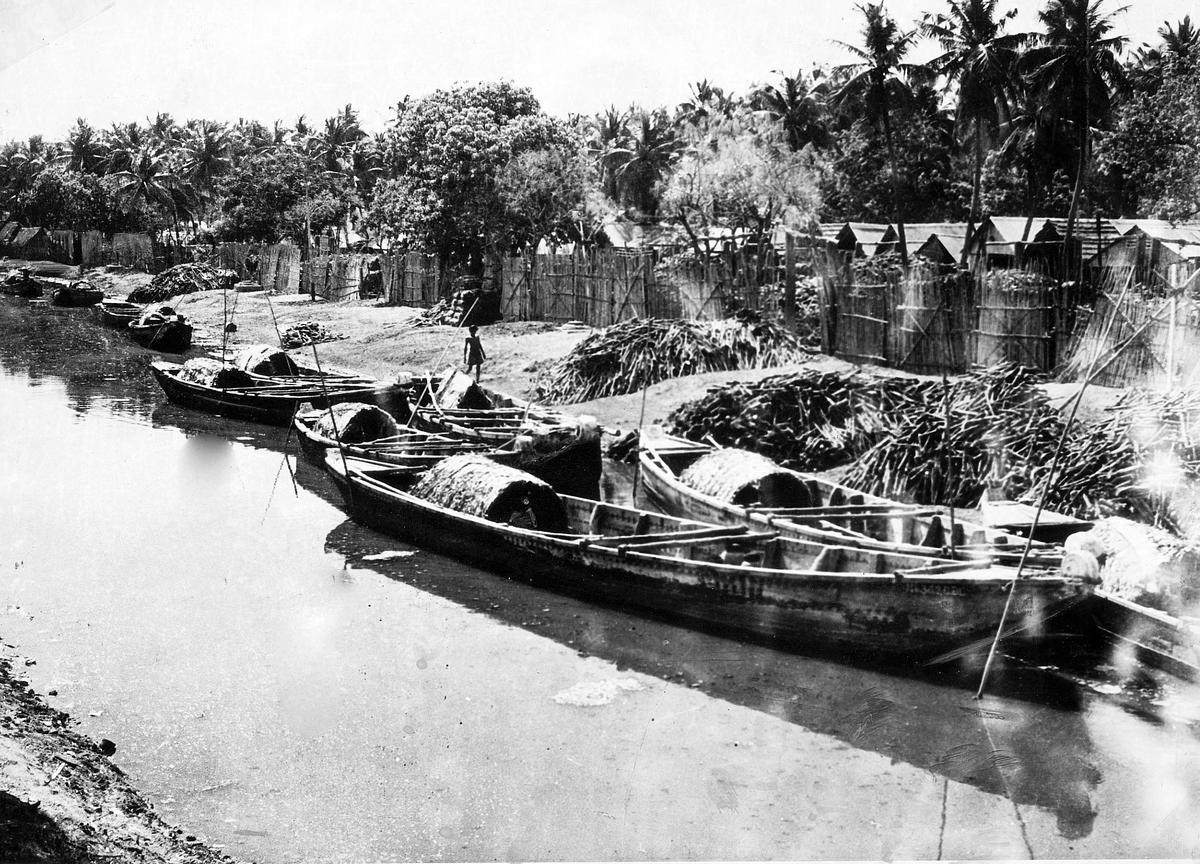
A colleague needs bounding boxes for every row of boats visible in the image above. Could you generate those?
[1,268,195,352]
[143,346,1200,678]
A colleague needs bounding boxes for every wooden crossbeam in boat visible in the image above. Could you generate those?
[590,525,752,547]
[746,504,932,516]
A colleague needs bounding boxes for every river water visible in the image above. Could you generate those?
[3,297,1200,861]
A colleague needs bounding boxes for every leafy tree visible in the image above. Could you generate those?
[823,86,968,224]
[11,167,146,232]
[662,119,823,259]
[1096,49,1200,219]
[1128,16,1199,91]
[215,147,352,243]
[830,2,928,265]
[367,82,573,270]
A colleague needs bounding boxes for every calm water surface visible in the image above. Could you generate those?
[2,298,1200,861]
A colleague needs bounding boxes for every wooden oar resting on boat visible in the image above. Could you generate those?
[405,368,603,498]
[149,359,407,426]
[322,451,1091,663]
[638,433,1064,568]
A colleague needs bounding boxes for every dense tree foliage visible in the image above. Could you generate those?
[3,0,1196,262]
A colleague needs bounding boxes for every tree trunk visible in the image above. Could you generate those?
[882,108,908,269]
[961,127,983,270]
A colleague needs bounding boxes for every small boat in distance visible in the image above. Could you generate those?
[323,451,1092,663]
[96,299,142,328]
[129,306,193,353]
[49,280,104,308]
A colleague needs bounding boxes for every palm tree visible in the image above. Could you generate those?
[101,122,147,174]
[1129,16,1199,90]
[752,68,831,151]
[606,108,680,217]
[178,120,232,227]
[830,2,928,266]
[59,119,105,174]
[586,106,630,201]
[1022,0,1127,276]
[108,144,185,235]
[922,0,1026,263]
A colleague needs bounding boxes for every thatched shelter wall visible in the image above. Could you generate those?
[411,454,567,531]
[679,449,811,507]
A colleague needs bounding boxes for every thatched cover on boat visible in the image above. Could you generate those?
[312,402,400,444]
[177,358,256,388]
[136,305,178,326]
[235,344,300,376]
[436,366,493,410]
[678,448,811,507]
[411,454,568,531]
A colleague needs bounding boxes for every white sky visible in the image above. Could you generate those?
[0,0,1193,141]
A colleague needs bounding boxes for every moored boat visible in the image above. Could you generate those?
[409,368,602,498]
[149,359,407,426]
[49,280,104,307]
[129,306,193,353]
[638,433,1065,568]
[1,268,43,298]
[322,452,1091,663]
[96,299,142,328]
[295,402,593,495]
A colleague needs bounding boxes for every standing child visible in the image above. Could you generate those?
[464,325,486,381]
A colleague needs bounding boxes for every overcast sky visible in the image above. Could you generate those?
[1,0,1193,141]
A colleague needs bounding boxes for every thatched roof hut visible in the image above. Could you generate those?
[235,344,300,376]
[311,402,399,443]
[679,448,811,507]
[411,454,567,531]
[177,358,255,388]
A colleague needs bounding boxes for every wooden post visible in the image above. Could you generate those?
[1168,294,1178,391]
[783,232,797,329]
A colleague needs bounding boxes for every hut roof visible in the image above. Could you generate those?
[0,221,18,245]
[837,222,898,256]
[410,454,568,531]
[12,226,48,248]
[915,232,966,265]
[679,448,811,507]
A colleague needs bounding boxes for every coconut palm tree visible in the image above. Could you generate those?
[1129,16,1199,90]
[606,108,680,217]
[922,0,1026,263]
[586,105,630,202]
[752,68,831,151]
[830,2,928,266]
[108,144,185,234]
[59,119,106,174]
[1022,0,1127,275]
[178,120,232,227]
[101,122,147,175]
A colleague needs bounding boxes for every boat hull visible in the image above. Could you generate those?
[129,320,193,353]
[327,458,1086,663]
[151,362,406,427]
[50,285,104,307]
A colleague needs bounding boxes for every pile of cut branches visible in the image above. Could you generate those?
[280,320,345,349]
[536,312,810,404]
[128,263,234,302]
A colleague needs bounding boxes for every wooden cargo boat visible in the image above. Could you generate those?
[409,370,602,498]
[296,403,593,495]
[323,452,1090,662]
[149,360,406,426]
[96,299,142,328]
[638,433,1063,568]
[129,316,193,353]
[49,280,104,307]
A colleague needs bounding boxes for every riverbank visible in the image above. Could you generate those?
[0,653,239,864]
